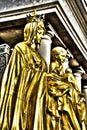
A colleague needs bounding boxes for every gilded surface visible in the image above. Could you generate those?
[0,14,47,130]
[0,14,87,130]
[46,47,87,130]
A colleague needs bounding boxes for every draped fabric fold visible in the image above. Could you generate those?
[0,42,87,130]
[46,73,87,130]
[0,42,47,130]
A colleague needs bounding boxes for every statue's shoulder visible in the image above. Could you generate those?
[14,42,26,49]
[14,42,31,54]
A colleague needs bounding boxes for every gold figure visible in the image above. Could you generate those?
[46,47,87,130]
[0,12,47,130]
[0,11,87,129]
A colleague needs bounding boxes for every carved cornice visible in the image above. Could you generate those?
[57,0,87,59]
[66,0,87,37]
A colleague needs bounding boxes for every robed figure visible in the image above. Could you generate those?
[0,14,47,130]
[46,47,87,130]
[0,13,87,130]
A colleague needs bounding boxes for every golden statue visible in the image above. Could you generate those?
[46,47,87,130]
[0,12,47,130]
[0,11,86,129]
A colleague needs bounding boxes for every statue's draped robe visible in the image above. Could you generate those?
[0,42,47,130]
[0,42,87,130]
[46,73,87,130]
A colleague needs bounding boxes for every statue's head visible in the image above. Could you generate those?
[24,11,46,49]
[51,46,67,63]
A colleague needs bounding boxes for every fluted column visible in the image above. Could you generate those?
[38,30,54,72]
[82,74,87,116]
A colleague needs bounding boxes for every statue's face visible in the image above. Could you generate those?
[24,21,45,50]
[35,21,45,49]
[51,47,67,63]
[58,53,66,63]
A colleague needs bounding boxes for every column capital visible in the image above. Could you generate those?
[69,58,82,73]
[69,58,80,67]
[46,30,54,39]
[41,30,54,43]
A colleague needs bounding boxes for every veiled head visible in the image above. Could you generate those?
[24,21,46,49]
